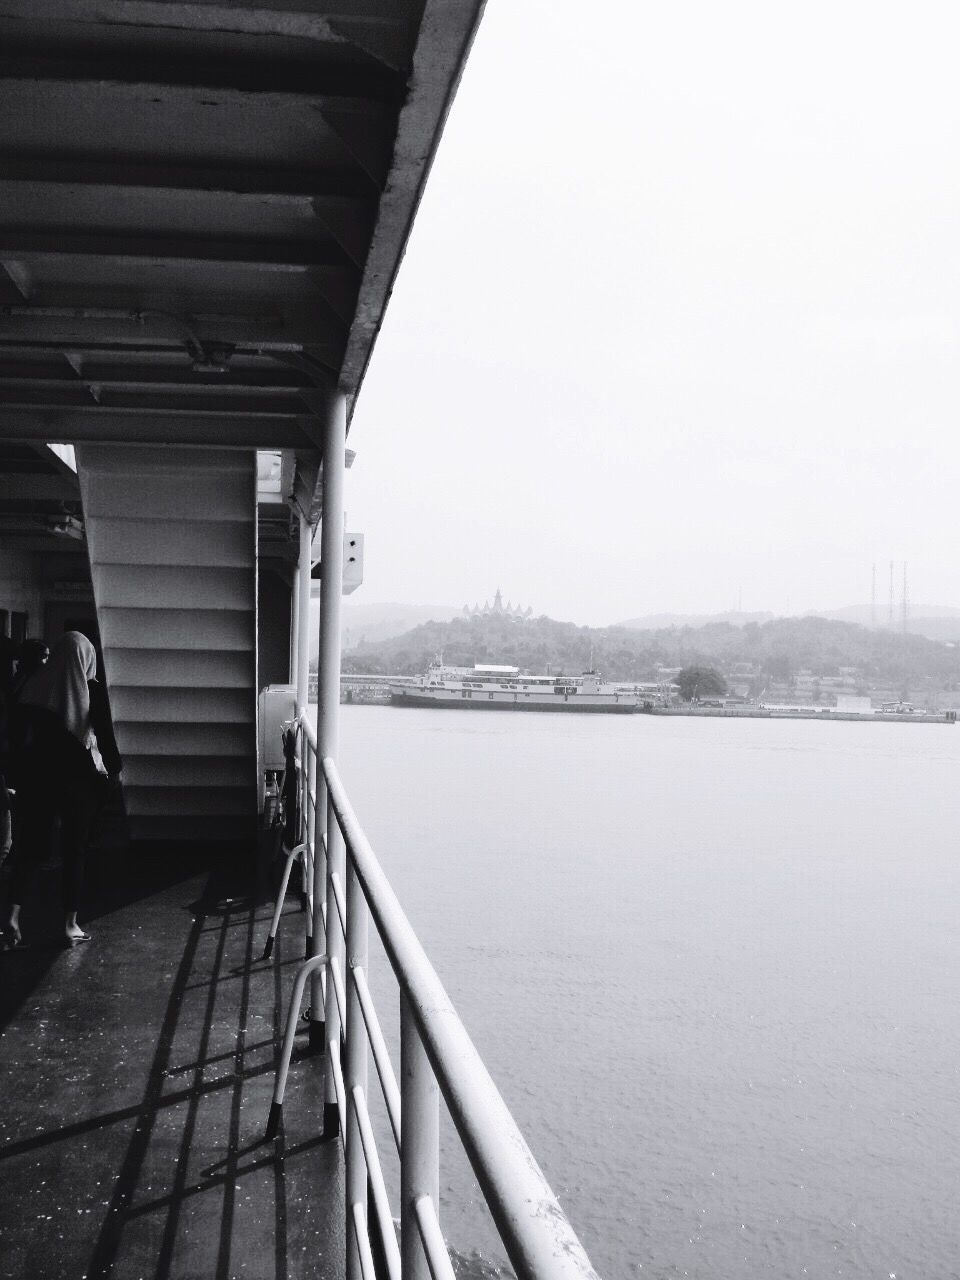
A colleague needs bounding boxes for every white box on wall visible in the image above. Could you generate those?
[343,532,363,595]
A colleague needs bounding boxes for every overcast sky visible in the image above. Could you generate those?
[346,0,960,627]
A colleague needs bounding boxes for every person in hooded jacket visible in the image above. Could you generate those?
[3,631,121,947]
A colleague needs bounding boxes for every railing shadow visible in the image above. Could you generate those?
[0,839,248,1033]
[0,846,336,1280]
[82,867,288,1280]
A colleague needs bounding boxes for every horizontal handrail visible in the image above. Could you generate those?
[321,753,598,1280]
[352,964,402,1152]
[351,1084,402,1280]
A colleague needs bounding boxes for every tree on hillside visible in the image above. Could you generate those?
[766,651,794,683]
[676,665,727,702]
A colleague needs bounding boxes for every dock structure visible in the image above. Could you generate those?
[0,7,599,1280]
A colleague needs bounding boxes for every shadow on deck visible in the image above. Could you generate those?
[0,837,343,1280]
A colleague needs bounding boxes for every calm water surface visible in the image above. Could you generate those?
[329,706,960,1280]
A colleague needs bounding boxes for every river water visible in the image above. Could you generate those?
[328,705,960,1280]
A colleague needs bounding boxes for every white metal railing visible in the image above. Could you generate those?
[268,712,599,1280]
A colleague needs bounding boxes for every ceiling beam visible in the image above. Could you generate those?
[0,341,342,385]
[0,67,396,110]
[0,387,310,415]
[0,474,79,500]
[0,310,346,352]
[0,366,309,393]
[0,159,379,199]
[0,407,320,448]
[0,534,85,554]
[0,52,400,99]
[0,4,412,69]
[0,231,353,270]
[0,263,29,304]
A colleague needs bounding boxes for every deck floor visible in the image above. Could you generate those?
[0,843,343,1280]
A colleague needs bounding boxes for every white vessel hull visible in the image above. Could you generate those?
[389,686,637,713]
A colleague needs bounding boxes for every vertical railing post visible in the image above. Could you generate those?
[303,742,317,959]
[299,730,312,955]
[401,994,440,1280]
[324,791,345,1091]
[345,855,369,1280]
[290,529,300,685]
[314,390,347,1079]
[307,742,318,873]
[295,511,312,711]
[295,509,315,954]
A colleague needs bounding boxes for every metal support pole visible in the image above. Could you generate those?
[304,860,314,958]
[307,745,318,874]
[314,389,347,1072]
[345,860,369,1280]
[290,550,300,684]
[299,727,310,910]
[295,511,314,959]
[296,512,312,712]
[400,993,440,1280]
[306,743,318,957]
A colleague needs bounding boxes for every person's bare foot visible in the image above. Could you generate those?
[65,922,91,944]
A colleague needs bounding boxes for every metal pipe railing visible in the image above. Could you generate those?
[414,1195,456,1280]
[330,870,347,939]
[266,950,327,1138]
[345,850,370,1280]
[329,956,347,1031]
[321,749,598,1280]
[269,713,599,1280]
[354,965,402,1151]
[401,991,439,1280]
[353,1204,378,1280]
[352,1083,401,1280]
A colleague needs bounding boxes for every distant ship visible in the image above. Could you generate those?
[389,661,638,713]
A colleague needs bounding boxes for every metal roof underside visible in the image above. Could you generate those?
[0,0,484,477]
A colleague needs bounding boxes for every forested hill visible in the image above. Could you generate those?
[342,612,960,685]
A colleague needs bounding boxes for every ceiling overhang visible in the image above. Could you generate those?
[0,0,485,532]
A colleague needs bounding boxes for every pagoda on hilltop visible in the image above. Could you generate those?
[463,587,533,620]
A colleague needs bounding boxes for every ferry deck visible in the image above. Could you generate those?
[0,6,597,1280]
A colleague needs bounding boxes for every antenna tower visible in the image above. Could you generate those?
[888,561,894,627]
[871,562,876,628]
[902,562,908,635]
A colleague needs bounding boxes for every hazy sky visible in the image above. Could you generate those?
[346,0,960,627]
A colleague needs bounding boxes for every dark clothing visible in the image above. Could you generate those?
[8,774,99,913]
[0,637,13,818]
[9,679,121,790]
[6,679,121,914]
